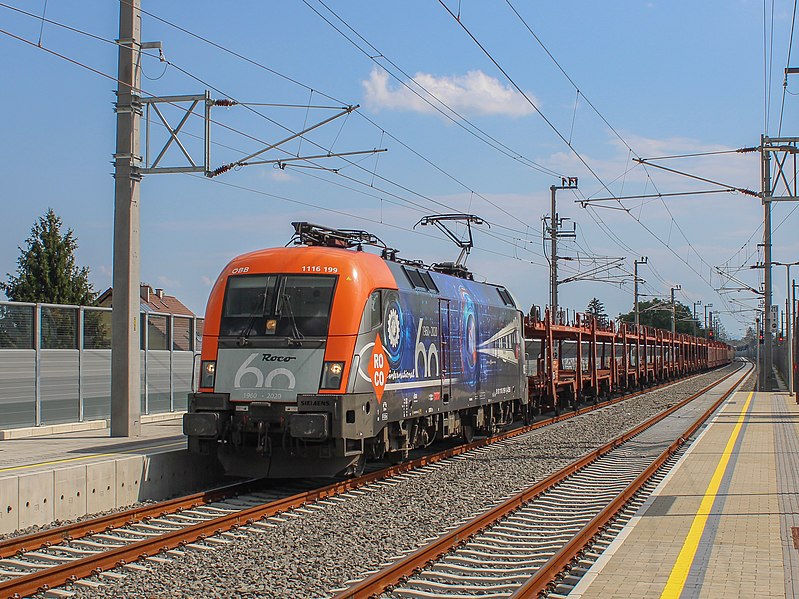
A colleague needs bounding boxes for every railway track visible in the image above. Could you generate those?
[0,366,738,599]
[335,362,750,599]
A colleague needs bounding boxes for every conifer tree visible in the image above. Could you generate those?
[586,297,606,318]
[1,208,95,304]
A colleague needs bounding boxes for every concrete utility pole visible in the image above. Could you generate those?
[670,285,681,334]
[111,0,142,437]
[704,303,713,337]
[758,129,799,389]
[762,135,774,391]
[547,177,578,321]
[634,256,648,327]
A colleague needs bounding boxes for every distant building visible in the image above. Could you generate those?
[96,285,199,351]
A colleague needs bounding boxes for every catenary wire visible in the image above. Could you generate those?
[188,174,552,269]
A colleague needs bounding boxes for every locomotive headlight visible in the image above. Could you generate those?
[328,362,343,375]
[200,360,216,388]
[320,361,345,390]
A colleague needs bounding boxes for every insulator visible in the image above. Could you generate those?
[210,164,235,178]
[214,99,237,107]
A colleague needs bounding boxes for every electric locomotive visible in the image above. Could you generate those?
[184,222,527,478]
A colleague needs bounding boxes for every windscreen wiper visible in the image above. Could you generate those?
[237,280,271,346]
[281,293,304,344]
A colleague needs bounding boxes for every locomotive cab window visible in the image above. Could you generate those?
[221,275,278,337]
[403,266,438,293]
[276,275,336,337]
[419,270,439,293]
[403,267,426,290]
[367,290,382,330]
[497,287,515,307]
[220,274,336,338]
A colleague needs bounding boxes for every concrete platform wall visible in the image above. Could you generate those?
[0,450,226,534]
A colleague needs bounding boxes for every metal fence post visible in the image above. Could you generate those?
[34,303,41,427]
[169,315,174,412]
[143,312,149,416]
[78,306,84,422]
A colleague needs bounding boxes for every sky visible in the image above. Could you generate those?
[2,0,798,338]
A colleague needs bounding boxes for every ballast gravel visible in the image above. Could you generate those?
[66,364,743,599]
[0,501,157,543]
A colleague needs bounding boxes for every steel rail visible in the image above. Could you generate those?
[0,367,715,563]
[0,366,734,599]
[334,362,747,599]
[512,363,752,598]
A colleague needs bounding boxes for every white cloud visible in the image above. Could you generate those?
[200,275,214,287]
[362,68,535,118]
[156,275,181,289]
[268,168,295,182]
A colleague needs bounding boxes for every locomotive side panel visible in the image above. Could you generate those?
[349,264,525,426]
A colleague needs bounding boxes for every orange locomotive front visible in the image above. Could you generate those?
[186,241,395,476]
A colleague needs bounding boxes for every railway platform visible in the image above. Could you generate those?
[0,415,226,534]
[571,386,799,598]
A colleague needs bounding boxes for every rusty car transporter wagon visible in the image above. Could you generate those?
[523,309,732,415]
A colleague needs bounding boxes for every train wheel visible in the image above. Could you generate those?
[522,404,532,425]
[463,424,475,443]
[385,450,404,465]
[368,439,386,461]
[350,455,365,477]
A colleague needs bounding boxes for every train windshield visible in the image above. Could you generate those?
[220,274,336,338]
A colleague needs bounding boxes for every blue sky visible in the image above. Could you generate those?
[1,1,797,337]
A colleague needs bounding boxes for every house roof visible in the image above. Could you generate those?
[96,285,195,317]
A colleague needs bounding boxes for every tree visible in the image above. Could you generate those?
[1,208,96,305]
[618,299,700,334]
[586,297,608,327]
[586,297,606,318]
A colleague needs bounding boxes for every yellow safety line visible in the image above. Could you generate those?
[659,390,754,598]
[0,440,186,473]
